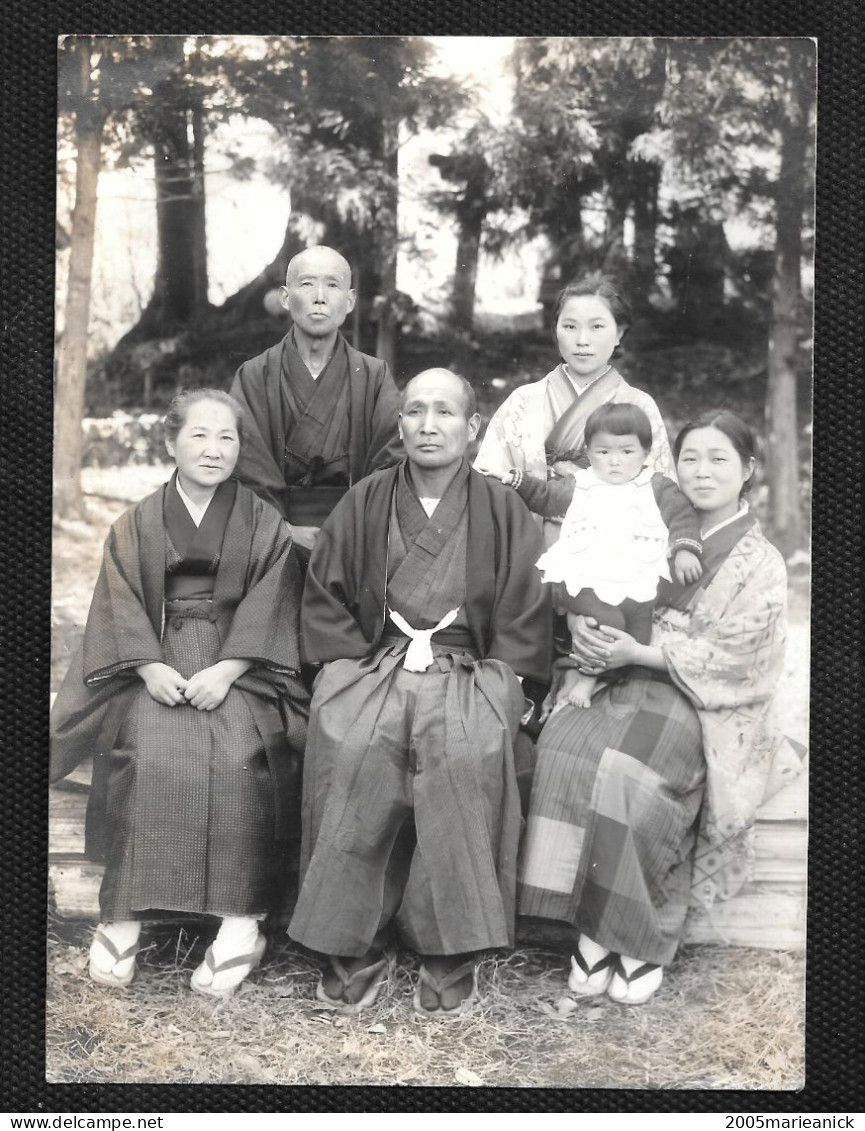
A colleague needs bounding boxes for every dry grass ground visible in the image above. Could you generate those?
[47,465,808,1092]
[46,920,804,1090]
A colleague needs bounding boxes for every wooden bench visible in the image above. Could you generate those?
[48,761,807,949]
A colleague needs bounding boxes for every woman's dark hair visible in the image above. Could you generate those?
[550,273,632,355]
[584,402,653,452]
[164,388,245,445]
[673,410,757,496]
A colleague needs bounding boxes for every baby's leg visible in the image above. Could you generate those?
[619,598,656,646]
[556,594,627,710]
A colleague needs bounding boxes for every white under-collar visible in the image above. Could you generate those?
[176,477,214,527]
[701,502,749,541]
[418,496,439,517]
[562,362,612,395]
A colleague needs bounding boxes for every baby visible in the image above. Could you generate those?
[502,402,703,709]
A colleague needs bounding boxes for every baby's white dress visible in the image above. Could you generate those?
[535,466,671,606]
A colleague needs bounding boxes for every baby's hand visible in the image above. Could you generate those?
[499,469,521,488]
[674,549,703,584]
[551,460,578,480]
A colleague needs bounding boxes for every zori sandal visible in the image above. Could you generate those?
[190,933,267,1000]
[89,927,140,988]
[567,938,616,997]
[316,953,390,1015]
[607,957,663,1005]
[413,959,479,1019]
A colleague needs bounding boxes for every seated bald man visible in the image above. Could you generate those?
[230,245,403,555]
[289,368,551,1017]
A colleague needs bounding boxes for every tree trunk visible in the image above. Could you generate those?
[631,158,660,311]
[151,105,206,329]
[54,45,103,521]
[766,46,813,554]
[374,112,399,374]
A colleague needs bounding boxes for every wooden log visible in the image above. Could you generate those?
[48,861,103,919]
[683,884,806,951]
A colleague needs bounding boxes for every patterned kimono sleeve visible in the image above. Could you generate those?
[474,390,527,477]
[630,389,676,480]
[660,535,788,711]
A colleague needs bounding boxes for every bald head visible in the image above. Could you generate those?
[285,245,352,288]
[402,368,477,419]
[280,245,356,341]
[399,368,480,474]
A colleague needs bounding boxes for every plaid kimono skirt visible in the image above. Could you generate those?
[518,669,705,966]
[98,599,280,920]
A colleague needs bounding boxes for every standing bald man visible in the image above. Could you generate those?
[230,246,403,554]
[289,369,551,1017]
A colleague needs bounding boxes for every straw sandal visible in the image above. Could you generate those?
[89,929,140,988]
[190,933,266,1000]
[316,953,390,1015]
[413,959,479,1019]
[567,941,616,997]
[607,957,663,1005]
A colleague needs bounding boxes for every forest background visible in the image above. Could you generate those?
[54,34,815,559]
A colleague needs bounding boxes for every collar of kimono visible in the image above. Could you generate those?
[137,479,250,636]
[658,508,758,611]
[544,365,625,459]
[164,472,237,566]
[396,458,470,556]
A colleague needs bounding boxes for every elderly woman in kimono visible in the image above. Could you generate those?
[518,411,803,1005]
[51,389,309,998]
[475,275,675,548]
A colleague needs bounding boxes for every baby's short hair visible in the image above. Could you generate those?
[584,402,653,452]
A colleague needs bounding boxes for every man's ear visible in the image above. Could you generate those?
[345,287,357,314]
[468,412,481,441]
[278,286,291,312]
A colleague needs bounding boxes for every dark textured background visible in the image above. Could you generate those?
[1,1,861,1115]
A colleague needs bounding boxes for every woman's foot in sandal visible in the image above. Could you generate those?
[190,916,266,1000]
[567,934,615,996]
[317,951,390,1014]
[607,954,663,1005]
[89,921,141,988]
[414,952,479,1017]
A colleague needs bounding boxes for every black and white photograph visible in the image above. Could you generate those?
[47,35,813,1090]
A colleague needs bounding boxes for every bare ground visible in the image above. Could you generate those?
[46,921,805,1089]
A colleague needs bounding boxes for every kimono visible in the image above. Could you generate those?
[518,512,804,966]
[288,460,551,957]
[475,363,675,486]
[229,330,403,527]
[50,477,310,920]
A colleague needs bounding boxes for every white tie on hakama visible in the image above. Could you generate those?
[387,607,461,672]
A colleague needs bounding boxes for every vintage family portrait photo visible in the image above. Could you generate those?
[47,34,813,1090]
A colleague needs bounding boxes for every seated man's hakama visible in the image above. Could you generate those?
[289,461,551,957]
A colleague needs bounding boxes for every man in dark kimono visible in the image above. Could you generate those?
[289,369,551,1017]
[229,245,403,554]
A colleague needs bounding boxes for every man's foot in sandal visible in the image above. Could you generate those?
[89,921,141,988]
[567,933,615,996]
[414,953,478,1017]
[190,917,267,1000]
[317,952,390,1013]
[607,955,663,1005]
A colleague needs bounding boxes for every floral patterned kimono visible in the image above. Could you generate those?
[518,510,805,966]
[474,364,676,483]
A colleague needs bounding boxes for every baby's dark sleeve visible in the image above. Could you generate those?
[513,472,576,518]
[651,474,702,556]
